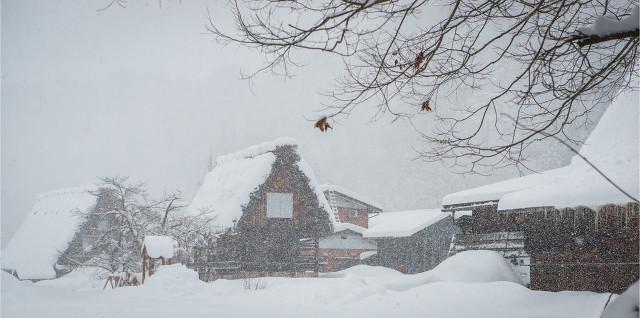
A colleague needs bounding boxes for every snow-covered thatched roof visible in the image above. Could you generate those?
[2,186,97,280]
[443,90,639,211]
[186,138,336,231]
[363,209,448,238]
[142,236,177,259]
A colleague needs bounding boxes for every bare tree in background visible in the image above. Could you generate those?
[208,0,639,172]
[151,191,214,264]
[59,177,157,273]
[59,177,214,272]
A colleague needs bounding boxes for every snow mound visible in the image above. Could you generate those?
[143,264,203,289]
[602,281,639,318]
[424,250,522,284]
[35,267,108,291]
[384,250,523,291]
[323,265,403,278]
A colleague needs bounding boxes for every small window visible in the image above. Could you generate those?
[349,210,358,218]
[266,192,293,218]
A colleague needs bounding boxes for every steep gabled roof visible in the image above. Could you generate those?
[186,138,336,232]
[2,186,98,280]
[443,90,639,211]
[319,184,384,211]
[363,209,448,238]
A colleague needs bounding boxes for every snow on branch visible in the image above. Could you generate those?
[572,6,639,47]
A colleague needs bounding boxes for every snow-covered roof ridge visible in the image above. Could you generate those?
[319,184,383,210]
[297,159,338,227]
[443,89,639,211]
[363,209,448,238]
[215,137,297,165]
[2,185,99,280]
[35,185,97,201]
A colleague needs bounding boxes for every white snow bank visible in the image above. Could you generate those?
[142,236,176,259]
[415,250,522,285]
[35,267,108,291]
[579,6,639,37]
[324,264,402,278]
[601,281,639,318]
[1,271,42,304]
[319,184,383,210]
[2,261,612,318]
[142,264,203,289]
[2,185,98,280]
[382,250,523,291]
[364,209,448,238]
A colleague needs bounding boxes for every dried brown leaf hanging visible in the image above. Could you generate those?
[314,117,332,132]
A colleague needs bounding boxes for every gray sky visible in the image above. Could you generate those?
[2,0,586,246]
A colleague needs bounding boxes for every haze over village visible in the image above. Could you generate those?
[2,0,639,318]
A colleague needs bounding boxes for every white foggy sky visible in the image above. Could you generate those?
[2,0,581,246]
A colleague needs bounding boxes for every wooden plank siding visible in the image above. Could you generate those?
[204,145,332,274]
[376,216,456,274]
[451,202,639,292]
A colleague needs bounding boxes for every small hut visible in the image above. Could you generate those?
[141,235,176,283]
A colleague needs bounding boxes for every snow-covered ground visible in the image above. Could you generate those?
[1,251,612,318]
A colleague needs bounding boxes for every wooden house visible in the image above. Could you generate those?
[186,138,337,279]
[442,91,639,293]
[317,185,381,272]
[2,186,99,281]
[141,235,176,283]
[362,209,456,274]
[319,185,383,228]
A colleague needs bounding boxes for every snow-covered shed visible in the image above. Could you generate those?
[186,138,336,275]
[361,209,456,273]
[2,186,98,281]
[141,236,177,282]
[441,90,639,293]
